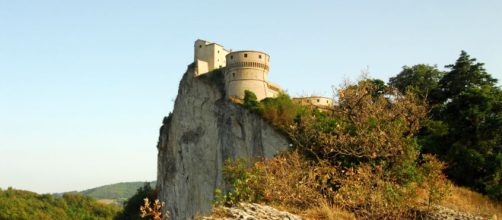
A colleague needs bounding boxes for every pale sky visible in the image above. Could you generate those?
[1,0,501,194]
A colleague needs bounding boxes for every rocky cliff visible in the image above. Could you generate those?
[156,65,290,219]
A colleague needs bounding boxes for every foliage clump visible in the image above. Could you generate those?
[222,79,451,219]
[219,50,501,218]
[243,90,305,130]
[214,159,264,207]
[114,182,158,220]
[0,187,120,220]
[390,51,502,200]
[140,198,169,220]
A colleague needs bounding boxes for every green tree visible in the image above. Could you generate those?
[434,51,498,103]
[114,183,158,220]
[395,51,502,200]
[389,64,445,100]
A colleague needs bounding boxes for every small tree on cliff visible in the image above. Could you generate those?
[115,183,157,220]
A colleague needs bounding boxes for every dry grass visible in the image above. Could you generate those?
[96,199,115,205]
[440,185,502,218]
[194,206,232,220]
[298,203,356,220]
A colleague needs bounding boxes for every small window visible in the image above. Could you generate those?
[317,99,320,103]
[259,55,262,59]
[217,50,219,53]
[230,55,233,59]
[199,45,202,48]
[219,65,222,68]
[244,54,248,58]
[232,72,235,77]
[326,100,329,103]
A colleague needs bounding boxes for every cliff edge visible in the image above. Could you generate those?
[156,64,290,219]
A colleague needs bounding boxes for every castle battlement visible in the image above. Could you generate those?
[193,40,281,101]
[192,40,333,107]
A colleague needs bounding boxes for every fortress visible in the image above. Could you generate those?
[159,40,336,218]
[193,39,332,108]
[194,39,281,101]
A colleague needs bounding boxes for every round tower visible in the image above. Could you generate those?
[224,50,271,101]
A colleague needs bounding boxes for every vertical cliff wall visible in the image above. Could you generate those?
[156,65,290,219]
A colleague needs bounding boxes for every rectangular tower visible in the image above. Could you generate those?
[194,39,229,76]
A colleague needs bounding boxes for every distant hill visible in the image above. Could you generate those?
[0,187,120,219]
[80,181,155,205]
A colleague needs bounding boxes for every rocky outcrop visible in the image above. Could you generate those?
[422,205,488,220]
[156,65,290,219]
[202,203,302,220]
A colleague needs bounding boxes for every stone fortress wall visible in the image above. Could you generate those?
[293,96,334,111]
[193,39,334,107]
[194,39,229,76]
[225,50,272,101]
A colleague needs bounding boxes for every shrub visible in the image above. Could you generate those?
[115,183,158,220]
[214,159,264,207]
[243,90,260,112]
[420,154,451,208]
[224,79,452,219]
[140,198,169,220]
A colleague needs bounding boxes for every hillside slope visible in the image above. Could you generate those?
[80,181,155,204]
[0,188,120,219]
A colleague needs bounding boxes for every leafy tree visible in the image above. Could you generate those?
[431,51,501,200]
[114,183,158,220]
[391,51,502,200]
[292,79,426,163]
[434,51,498,103]
[389,64,445,100]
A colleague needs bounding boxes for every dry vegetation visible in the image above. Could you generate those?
[140,198,169,220]
[441,186,502,218]
[212,80,463,219]
[211,74,502,219]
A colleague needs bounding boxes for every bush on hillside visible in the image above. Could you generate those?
[114,183,157,220]
[221,79,451,219]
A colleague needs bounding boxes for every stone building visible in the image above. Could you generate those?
[193,39,281,101]
[293,96,335,111]
[193,39,335,106]
[194,39,229,76]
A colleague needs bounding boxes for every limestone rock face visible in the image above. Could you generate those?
[156,65,290,219]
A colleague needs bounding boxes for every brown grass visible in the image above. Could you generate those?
[195,206,233,220]
[298,203,356,220]
[440,185,502,218]
[96,199,115,205]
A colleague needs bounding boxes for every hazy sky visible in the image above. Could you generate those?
[1,1,501,194]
